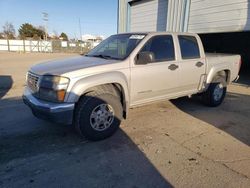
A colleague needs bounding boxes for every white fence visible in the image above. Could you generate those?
[0,39,52,52]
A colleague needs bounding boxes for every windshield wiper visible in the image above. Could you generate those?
[93,54,111,59]
[87,54,121,60]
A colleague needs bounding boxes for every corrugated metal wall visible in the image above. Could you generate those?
[118,0,250,34]
[167,0,190,32]
[118,0,190,33]
[188,0,250,33]
[118,0,128,33]
[130,0,168,32]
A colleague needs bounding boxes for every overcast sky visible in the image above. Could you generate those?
[0,0,118,39]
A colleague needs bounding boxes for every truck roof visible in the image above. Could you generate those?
[116,31,198,36]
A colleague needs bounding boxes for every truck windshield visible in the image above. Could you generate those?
[86,34,146,60]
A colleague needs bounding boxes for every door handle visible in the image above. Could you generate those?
[168,64,179,71]
[196,61,204,67]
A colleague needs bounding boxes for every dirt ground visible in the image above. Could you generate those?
[0,52,250,188]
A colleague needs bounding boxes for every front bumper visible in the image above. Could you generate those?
[23,87,75,124]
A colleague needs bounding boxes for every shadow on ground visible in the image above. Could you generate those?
[0,75,13,99]
[171,92,250,146]
[0,97,172,188]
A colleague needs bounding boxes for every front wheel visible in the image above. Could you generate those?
[201,76,227,107]
[74,92,123,141]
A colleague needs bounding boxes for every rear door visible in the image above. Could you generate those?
[130,35,180,105]
[176,35,206,93]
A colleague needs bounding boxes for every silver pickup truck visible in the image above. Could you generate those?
[23,32,241,140]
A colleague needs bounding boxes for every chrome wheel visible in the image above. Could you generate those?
[90,104,114,131]
[213,83,224,101]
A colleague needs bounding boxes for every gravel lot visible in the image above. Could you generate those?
[0,52,250,188]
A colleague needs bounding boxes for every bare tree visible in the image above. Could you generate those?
[3,22,15,39]
[51,30,59,39]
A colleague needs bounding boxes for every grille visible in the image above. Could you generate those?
[27,72,40,93]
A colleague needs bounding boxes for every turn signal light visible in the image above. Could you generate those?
[57,90,66,102]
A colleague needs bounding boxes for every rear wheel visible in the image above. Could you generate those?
[74,91,123,141]
[201,76,227,107]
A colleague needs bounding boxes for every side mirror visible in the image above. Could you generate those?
[136,51,155,65]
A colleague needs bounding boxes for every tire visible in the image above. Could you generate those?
[201,76,227,107]
[74,91,123,141]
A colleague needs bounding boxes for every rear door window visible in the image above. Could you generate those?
[178,35,200,59]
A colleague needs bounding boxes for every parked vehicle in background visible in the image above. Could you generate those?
[23,32,241,140]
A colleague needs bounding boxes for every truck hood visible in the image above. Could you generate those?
[30,55,120,75]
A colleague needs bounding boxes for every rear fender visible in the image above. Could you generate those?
[206,66,229,84]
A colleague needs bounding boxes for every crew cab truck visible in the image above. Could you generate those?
[23,32,241,141]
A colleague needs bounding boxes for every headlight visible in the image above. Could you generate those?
[39,75,70,102]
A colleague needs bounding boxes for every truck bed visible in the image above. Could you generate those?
[205,53,239,57]
[205,53,241,82]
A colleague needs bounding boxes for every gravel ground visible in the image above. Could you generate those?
[0,52,250,188]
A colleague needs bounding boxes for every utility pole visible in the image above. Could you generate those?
[42,12,48,40]
[79,18,83,53]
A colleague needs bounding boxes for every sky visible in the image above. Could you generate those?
[0,0,118,39]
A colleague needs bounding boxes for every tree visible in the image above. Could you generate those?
[3,22,15,39]
[18,23,45,39]
[59,32,68,41]
[18,23,35,39]
[34,26,46,39]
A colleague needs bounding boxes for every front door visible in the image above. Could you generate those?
[130,35,179,106]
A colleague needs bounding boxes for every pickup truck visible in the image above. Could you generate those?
[23,32,241,140]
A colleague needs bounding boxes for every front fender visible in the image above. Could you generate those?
[66,71,129,104]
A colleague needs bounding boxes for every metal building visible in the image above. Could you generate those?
[118,0,190,33]
[118,0,250,33]
[118,0,250,74]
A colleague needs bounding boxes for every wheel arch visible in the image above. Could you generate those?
[207,68,231,84]
[67,72,129,118]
